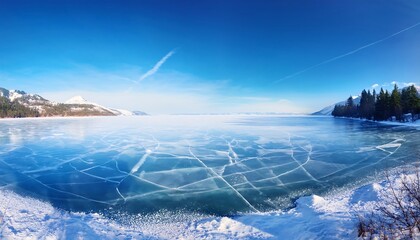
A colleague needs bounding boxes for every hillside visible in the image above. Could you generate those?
[0,87,144,118]
[0,96,40,118]
[313,96,360,115]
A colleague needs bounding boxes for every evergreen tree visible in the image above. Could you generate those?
[401,87,409,114]
[384,90,391,120]
[359,89,369,119]
[390,84,402,121]
[332,105,339,117]
[367,89,375,120]
[332,104,346,117]
[0,97,39,118]
[346,96,357,117]
[375,88,387,121]
[401,85,420,121]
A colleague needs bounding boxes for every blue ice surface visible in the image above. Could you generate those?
[0,115,418,215]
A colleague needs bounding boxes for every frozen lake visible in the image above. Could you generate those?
[0,115,418,215]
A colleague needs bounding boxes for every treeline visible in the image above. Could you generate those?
[0,96,40,118]
[332,84,420,122]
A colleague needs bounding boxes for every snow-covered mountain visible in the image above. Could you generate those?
[1,88,48,104]
[0,87,147,117]
[65,96,135,116]
[65,95,89,105]
[312,96,360,115]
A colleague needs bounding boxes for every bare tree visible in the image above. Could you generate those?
[358,169,420,239]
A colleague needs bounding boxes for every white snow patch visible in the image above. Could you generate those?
[0,191,144,239]
[189,216,272,239]
[111,108,135,116]
[65,96,89,105]
[8,90,23,102]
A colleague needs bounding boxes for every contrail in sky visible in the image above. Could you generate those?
[138,49,175,82]
[275,21,420,83]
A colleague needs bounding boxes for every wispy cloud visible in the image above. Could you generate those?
[275,21,420,83]
[371,83,379,89]
[138,50,176,82]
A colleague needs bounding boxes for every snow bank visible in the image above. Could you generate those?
[375,119,420,128]
[339,116,420,129]
[1,175,404,240]
[0,191,145,239]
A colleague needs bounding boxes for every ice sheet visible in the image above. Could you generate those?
[0,115,418,215]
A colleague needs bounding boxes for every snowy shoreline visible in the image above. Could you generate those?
[331,115,420,128]
[1,167,416,239]
[0,114,309,120]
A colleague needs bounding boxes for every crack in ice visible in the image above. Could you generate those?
[188,144,260,213]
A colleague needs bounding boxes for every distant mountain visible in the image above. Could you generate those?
[1,88,48,103]
[65,95,90,105]
[313,96,360,115]
[65,96,136,116]
[0,87,147,118]
[0,88,40,118]
[132,111,148,116]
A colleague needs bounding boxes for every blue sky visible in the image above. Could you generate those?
[1,0,420,114]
